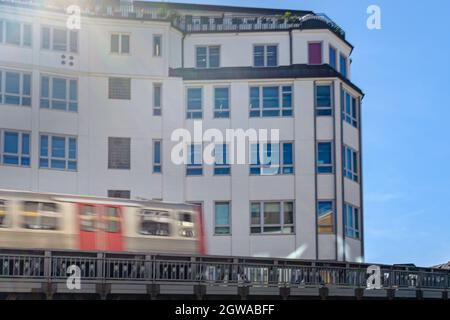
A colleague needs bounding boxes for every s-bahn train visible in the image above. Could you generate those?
[0,190,205,254]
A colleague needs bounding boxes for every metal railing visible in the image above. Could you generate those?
[0,249,449,290]
[0,1,346,40]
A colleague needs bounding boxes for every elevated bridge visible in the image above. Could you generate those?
[0,249,448,300]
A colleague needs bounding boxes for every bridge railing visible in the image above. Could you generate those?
[0,250,449,290]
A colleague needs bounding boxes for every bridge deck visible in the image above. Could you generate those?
[0,249,448,299]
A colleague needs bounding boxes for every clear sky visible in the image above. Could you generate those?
[157,0,450,266]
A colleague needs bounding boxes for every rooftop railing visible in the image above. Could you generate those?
[0,0,346,40]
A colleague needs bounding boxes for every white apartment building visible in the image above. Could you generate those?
[0,0,364,261]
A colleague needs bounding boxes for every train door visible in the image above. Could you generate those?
[78,204,123,251]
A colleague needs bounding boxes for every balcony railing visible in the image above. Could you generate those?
[0,0,346,40]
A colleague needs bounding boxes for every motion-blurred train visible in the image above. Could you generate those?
[0,189,205,254]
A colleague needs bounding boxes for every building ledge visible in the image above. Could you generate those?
[170,64,364,96]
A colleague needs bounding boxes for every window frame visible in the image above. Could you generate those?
[39,134,77,171]
[213,86,230,118]
[253,44,278,67]
[110,32,130,55]
[316,141,334,174]
[21,201,60,230]
[152,83,162,116]
[40,25,78,53]
[0,199,8,228]
[0,19,32,47]
[0,69,32,107]
[344,203,360,239]
[315,83,333,116]
[249,142,294,175]
[186,87,203,119]
[343,144,359,182]
[249,84,293,117]
[317,200,335,234]
[341,89,358,128]
[195,45,221,68]
[339,53,348,78]
[250,200,295,235]
[213,143,231,175]
[0,129,31,167]
[153,139,162,173]
[329,45,337,70]
[214,201,231,235]
[40,74,78,112]
[186,143,203,176]
[153,34,162,57]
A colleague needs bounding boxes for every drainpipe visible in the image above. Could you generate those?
[289,29,293,65]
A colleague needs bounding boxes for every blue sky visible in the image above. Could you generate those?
[157,0,450,266]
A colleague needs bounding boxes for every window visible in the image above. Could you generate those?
[343,145,359,182]
[110,33,130,54]
[108,137,130,169]
[107,190,130,199]
[0,20,32,47]
[196,45,220,68]
[317,142,333,174]
[40,76,78,111]
[341,89,358,127]
[153,83,162,115]
[0,130,30,166]
[315,84,332,116]
[340,54,348,77]
[215,202,230,235]
[153,140,162,173]
[139,210,171,236]
[329,46,337,69]
[186,143,202,175]
[308,42,322,65]
[22,201,59,230]
[214,144,230,175]
[214,87,230,118]
[178,212,196,238]
[186,87,202,119]
[250,201,294,234]
[0,200,7,227]
[108,77,131,100]
[39,134,77,171]
[344,203,360,239]
[317,200,334,234]
[104,207,121,232]
[80,205,96,231]
[249,85,292,117]
[0,70,31,106]
[250,142,294,175]
[153,35,162,57]
[253,45,278,67]
[41,26,78,53]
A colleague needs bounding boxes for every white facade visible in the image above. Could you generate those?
[0,0,363,261]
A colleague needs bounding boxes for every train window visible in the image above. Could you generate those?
[105,207,120,233]
[0,200,8,227]
[139,210,171,236]
[179,212,193,223]
[22,201,59,230]
[80,205,96,231]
